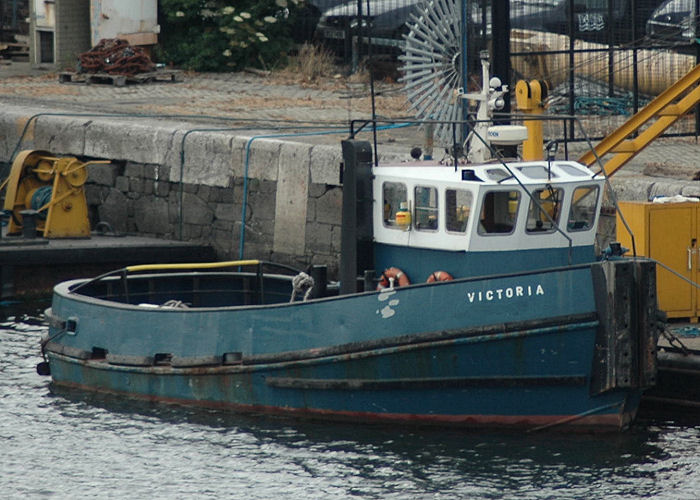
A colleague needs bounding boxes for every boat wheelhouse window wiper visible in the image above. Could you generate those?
[497,175,514,184]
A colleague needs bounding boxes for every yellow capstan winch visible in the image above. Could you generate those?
[515,79,549,161]
[1,150,109,238]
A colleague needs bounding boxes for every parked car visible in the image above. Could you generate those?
[646,0,697,45]
[510,0,665,45]
[314,0,596,58]
[292,0,349,43]
[315,0,426,55]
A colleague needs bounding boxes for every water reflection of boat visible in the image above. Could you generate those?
[37,61,659,432]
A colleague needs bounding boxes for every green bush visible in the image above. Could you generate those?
[159,0,302,71]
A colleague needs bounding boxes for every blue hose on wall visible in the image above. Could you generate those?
[30,186,52,219]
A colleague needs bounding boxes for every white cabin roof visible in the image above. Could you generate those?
[373,160,595,185]
[372,159,604,253]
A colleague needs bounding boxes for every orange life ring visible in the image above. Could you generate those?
[377,267,410,290]
[426,271,454,283]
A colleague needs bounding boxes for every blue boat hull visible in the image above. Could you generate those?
[42,260,657,431]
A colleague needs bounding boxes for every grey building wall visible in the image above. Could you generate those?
[55,0,90,69]
[28,0,50,66]
[29,0,91,68]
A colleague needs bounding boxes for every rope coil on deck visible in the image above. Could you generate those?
[290,272,315,302]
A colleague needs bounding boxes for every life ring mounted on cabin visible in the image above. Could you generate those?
[377,267,410,290]
[426,271,454,283]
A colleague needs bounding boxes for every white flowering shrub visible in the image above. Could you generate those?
[159,0,303,71]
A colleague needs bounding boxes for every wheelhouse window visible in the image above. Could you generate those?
[446,189,472,233]
[478,190,520,234]
[517,165,557,179]
[556,163,589,177]
[567,185,600,232]
[414,186,438,231]
[526,187,563,233]
[485,168,510,182]
[383,182,407,228]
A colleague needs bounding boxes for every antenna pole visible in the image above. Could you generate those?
[366,0,378,165]
[491,0,511,116]
[460,0,469,139]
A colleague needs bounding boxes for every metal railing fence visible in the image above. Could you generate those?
[293,0,700,141]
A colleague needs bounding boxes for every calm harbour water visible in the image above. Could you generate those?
[2,302,699,500]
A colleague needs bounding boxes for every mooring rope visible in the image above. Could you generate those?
[527,400,625,433]
[290,272,315,303]
[660,328,691,355]
[39,323,67,361]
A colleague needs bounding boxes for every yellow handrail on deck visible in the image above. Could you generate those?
[126,260,261,272]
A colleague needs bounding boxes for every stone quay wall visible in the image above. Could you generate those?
[0,106,403,276]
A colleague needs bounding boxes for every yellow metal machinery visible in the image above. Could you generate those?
[515,79,548,161]
[585,63,700,320]
[616,201,700,322]
[515,63,700,177]
[578,63,700,177]
[1,150,108,238]
[514,65,700,321]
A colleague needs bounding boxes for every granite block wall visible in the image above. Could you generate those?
[84,151,346,276]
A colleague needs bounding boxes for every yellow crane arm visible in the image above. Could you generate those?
[578,63,700,178]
